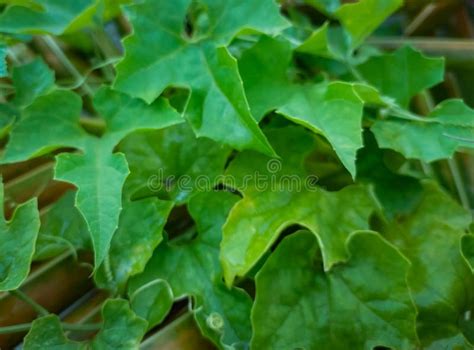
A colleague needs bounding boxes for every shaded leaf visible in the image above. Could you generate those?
[252,230,417,350]
[382,181,474,348]
[120,123,230,204]
[34,190,90,261]
[129,191,252,349]
[23,315,82,350]
[94,197,174,292]
[0,178,40,291]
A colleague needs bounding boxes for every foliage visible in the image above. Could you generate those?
[0,0,473,349]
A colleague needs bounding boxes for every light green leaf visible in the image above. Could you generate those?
[1,90,87,164]
[114,0,289,155]
[120,123,230,204]
[335,0,403,48]
[278,82,364,177]
[23,315,82,350]
[55,141,129,270]
[382,181,474,348]
[372,99,474,162]
[239,36,364,177]
[0,0,95,34]
[220,127,376,285]
[91,299,148,349]
[34,190,90,261]
[0,178,40,291]
[130,279,174,331]
[94,197,174,292]
[252,230,417,350]
[358,46,445,107]
[129,191,252,349]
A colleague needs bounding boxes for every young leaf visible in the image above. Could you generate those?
[91,299,148,349]
[130,279,174,330]
[23,315,82,350]
[129,191,252,349]
[252,230,417,350]
[94,197,174,293]
[34,190,90,261]
[382,181,474,348]
[220,127,376,285]
[120,123,230,203]
[358,46,445,107]
[239,36,364,177]
[0,178,40,291]
[372,99,474,162]
[114,0,289,155]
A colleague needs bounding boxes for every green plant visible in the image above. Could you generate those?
[0,0,473,349]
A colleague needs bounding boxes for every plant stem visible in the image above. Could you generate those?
[0,322,102,335]
[447,157,471,211]
[10,290,49,317]
[41,35,94,97]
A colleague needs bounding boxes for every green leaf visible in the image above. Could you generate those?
[23,299,147,349]
[252,230,417,350]
[358,46,445,107]
[382,181,474,348]
[1,90,87,164]
[372,99,474,162]
[94,197,174,292]
[239,36,364,177]
[114,0,289,155]
[52,87,182,269]
[12,58,55,107]
[120,123,230,203]
[334,0,403,48]
[303,0,340,14]
[130,279,174,330]
[220,126,376,285]
[0,177,40,291]
[34,190,90,261]
[129,191,252,349]
[23,315,82,350]
[277,82,364,177]
[55,141,129,270]
[0,0,96,34]
[91,299,148,349]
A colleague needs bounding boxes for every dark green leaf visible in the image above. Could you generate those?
[252,230,417,349]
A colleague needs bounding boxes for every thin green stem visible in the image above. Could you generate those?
[447,157,471,211]
[41,36,94,97]
[103,254,114,287]
[0,322,102,335]
[10,290,49,317]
